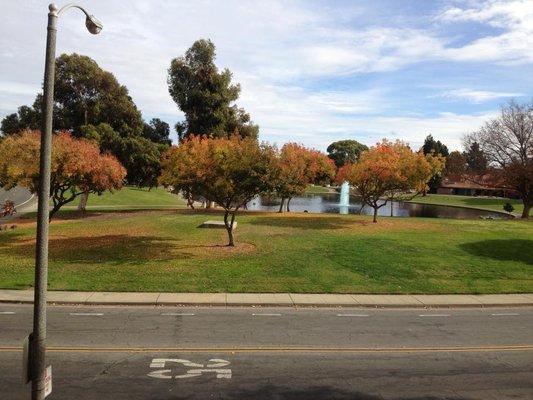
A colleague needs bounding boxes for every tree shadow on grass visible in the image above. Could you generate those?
[459,239,533,265]
[0,234,194,264]
[248,215,357,230]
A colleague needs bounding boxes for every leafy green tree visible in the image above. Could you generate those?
[1,105,40,136]
[168,39,258,140]
[53,53,144,135]
[1,54,171,192]
[422,135,449,157]
[421,134,449,193]
[327,140,368,168]
[143,118,172,145]
[1,53,144,138]
[464,141,487,174]
[503,203,515,214]
[79,123,167,189]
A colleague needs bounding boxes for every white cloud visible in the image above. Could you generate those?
[439,1,533,28]
[439,0,533,64]
[439,88,523,103]
[237,75,493,151]
[0,0,530,152]
[0,81,40,116]
[296,28,445,76]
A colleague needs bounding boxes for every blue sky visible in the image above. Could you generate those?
[1,0,532,151]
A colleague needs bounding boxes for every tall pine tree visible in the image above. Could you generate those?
[167,39,258,141]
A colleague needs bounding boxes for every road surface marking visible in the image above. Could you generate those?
[491,313,519,316]
[419,314,450,317]
[3,345,533,354]
[337,314,369,317]
[69,313,103,316]
[150,359,203,368]
[175,368,231,379]
[15,194,35,208]
[206,359,231,368]
[161,313,195,316]
[252,313,282,316]
[148,358,232,380]
[147,369,172,379]
[0,311,15,315]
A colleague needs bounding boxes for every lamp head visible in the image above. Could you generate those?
[85,14,102,34]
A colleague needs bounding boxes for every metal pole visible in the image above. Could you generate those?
[31,4,58,399]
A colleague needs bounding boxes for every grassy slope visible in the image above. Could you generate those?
[66,187,185,209]
[1,211,531,294]
[407,194,529,216]
[306,185,332,194]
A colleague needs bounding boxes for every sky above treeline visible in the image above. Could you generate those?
[1,0,532,151]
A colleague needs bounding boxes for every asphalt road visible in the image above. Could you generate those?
[1,304,532,399]
[0,187,33,207]
[0,187,36,224]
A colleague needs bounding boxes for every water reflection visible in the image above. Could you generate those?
[246,193,509,219]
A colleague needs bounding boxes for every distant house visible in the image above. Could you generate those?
[437,176,518,198]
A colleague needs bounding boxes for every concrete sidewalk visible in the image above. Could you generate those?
[1,289,532,308]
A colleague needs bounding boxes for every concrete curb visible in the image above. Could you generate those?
[1,290,533,308]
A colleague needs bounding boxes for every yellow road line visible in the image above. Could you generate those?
[1,345,533,354]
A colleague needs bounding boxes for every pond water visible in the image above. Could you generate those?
[246,193,509,219]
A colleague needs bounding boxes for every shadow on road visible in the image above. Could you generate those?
[459,239,533,265]
[152,385,472,400]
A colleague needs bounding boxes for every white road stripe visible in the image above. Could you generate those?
[419,314,450,317]
[15,194,35,208]
[69,313,103,316]
[252,313,281,316]
[0,311,15,315]
[161,313,195,316]
[491,313,519,316]
[337,314,369,317]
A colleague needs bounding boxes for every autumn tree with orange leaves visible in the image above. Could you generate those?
[272,143,335,212]
[338,140,441,222]
[0,130,126,220]
[160,135,276,246]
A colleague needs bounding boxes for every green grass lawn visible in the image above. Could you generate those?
[407,194,529,216]
[306,185,332,194]
[1,210,531,294]
[65,187,186,210]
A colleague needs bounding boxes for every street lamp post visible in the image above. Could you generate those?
[31,4,102,399]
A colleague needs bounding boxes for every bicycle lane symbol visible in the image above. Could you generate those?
[147,358,232,380]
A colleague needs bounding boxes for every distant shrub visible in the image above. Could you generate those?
[503,203,515,214]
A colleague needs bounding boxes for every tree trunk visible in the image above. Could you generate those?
[522,200,531,219]
[206,200,214,209]
[390,202,394,217]
[78,191,89,213]
[287,197,292,212]
[224,210,236,246]
[278,198,285,213]
[185,192,195,209]
[373,207,378,223]
[49,204,62,222]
